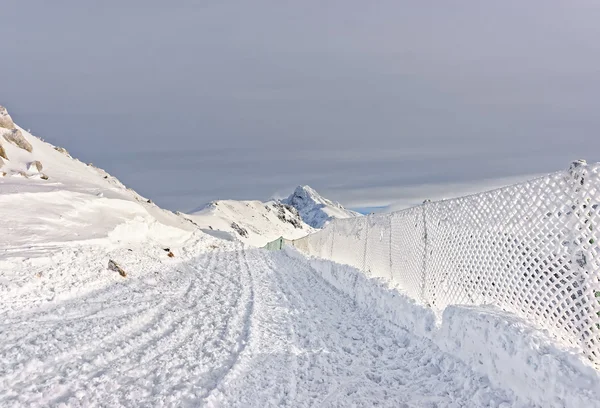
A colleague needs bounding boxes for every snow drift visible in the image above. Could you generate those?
[284,247,600,407]
[0,107,198,256]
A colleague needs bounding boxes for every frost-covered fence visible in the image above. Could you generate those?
[291,161,600,365]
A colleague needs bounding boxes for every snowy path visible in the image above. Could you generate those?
[1,245,519,407]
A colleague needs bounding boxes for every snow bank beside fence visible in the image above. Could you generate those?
[290,161,600,366]
[285,247,600,407]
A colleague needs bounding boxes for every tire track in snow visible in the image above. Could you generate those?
[207,249,305,407]
[200,243,256,405]
[1,243,520,408]
[207,250,517,408]
[1,248,221,407]
[270,251,516,408]
[51,248,226,406]
[123,246,247,405]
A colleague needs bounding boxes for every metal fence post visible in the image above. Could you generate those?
[421,201,430,305]
[389,215,393,282]
[363,219,369,274]
[330,220,336,259]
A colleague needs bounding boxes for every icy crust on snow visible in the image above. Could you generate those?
[285,247,600,407]
[283,185,361,228]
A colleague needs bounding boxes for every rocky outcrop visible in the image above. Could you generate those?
[0,106,15,129]
[272,202,304,229]
[0,106,33,153]
[28,160,43,172]
[231,222,249,238]
[54,146,71,157]
[0,142,7,161]
[3,128,33,152]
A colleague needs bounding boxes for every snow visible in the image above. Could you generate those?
[183,185,360,247]
[282,185,361,228]
[285,247,600,407]
[1,108,599,407]
[0,125,196,252]
[439,306,600,407]
[2,240,529,407]
[186,199,314,247]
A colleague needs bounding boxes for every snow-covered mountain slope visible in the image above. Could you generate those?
[0,106,197,255]
[183,186,359,247]
[283,185,361,228]
[185,199,315,247]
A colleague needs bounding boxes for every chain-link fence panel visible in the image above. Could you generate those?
[304,226,334,259]
[328,218,368,271]
[291,234,310,253]
[390,207,426,303]
[290,162,600,365]
[364,215,392,280]
[424,164,600,361]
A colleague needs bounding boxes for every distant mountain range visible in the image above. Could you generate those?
[184,185,361,247]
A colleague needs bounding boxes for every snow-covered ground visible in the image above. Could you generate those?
[2,241,528,407]
[2,107,600,407]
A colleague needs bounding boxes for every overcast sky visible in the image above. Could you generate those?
[2,1,599,212]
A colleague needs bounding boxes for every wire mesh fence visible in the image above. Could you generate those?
[290,161,600,365]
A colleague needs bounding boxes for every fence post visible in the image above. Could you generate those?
[362,219,369,274]
[565,160,597,353]
[421,201,430,305]
[330,220,336,259]
[389,215,393,282]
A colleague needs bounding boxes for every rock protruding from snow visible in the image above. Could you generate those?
[230,221,249,238]
[0,106,15,129]
[54,146,72,157]
[27,160,43,172]
[108,259,127,277]
[283,185,361,228]
[0,142,7,161]
[3,128,33,152]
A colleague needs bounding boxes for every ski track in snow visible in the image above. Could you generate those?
[1,244,523,408]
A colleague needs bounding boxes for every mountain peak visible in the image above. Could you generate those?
[290,185,332,205]
[283,185,360,228]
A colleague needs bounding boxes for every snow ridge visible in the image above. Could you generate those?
[0,106,197,251]
[285,247,600,408]
[185,186,359,247]
[282,185,361,228]
[186,199,315,247]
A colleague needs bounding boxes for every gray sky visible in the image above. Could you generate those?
[2,1,599,212]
